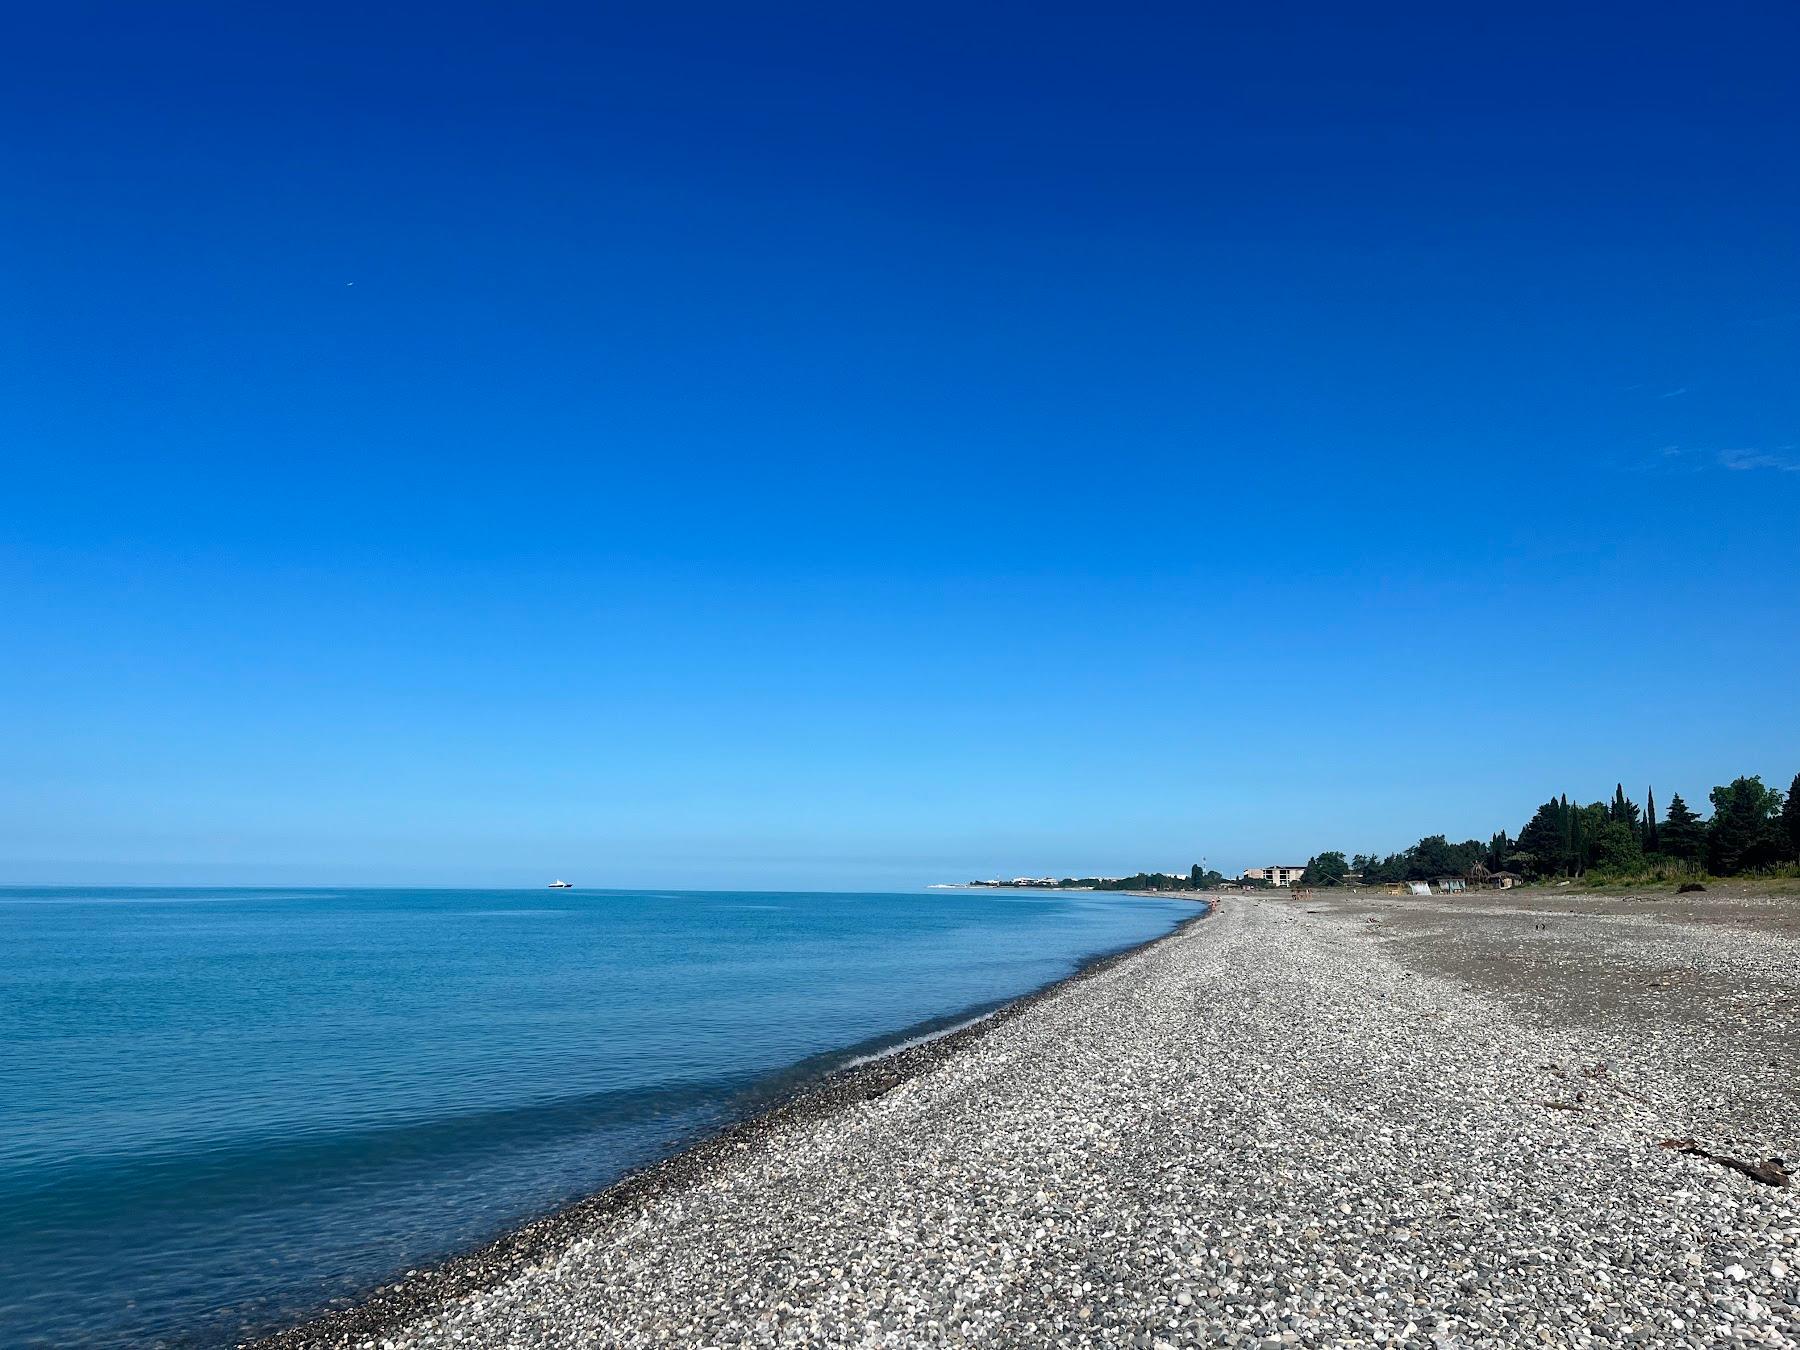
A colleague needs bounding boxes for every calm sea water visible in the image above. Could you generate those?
[0,886,1193,1347]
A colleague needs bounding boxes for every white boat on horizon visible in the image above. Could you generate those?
[547,879,574,889]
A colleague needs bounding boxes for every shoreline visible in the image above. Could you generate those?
[255,889,1798,1348]
[248,899,1215,1349]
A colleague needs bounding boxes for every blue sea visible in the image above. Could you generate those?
[0,886,1193,1347]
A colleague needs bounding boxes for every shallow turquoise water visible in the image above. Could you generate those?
[0,886,1193,1346]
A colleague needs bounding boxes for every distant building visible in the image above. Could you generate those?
[1240,864,1309,887]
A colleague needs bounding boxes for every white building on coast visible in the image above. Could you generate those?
[1240,864,1308,887]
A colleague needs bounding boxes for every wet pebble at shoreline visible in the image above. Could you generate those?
[289,897,1799,1348]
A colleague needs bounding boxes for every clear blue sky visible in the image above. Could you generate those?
[4,3,1796,888]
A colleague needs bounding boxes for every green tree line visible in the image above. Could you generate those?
[1299,771,1800,885]
[970,866,1228,891]
[1078,865,1227,892]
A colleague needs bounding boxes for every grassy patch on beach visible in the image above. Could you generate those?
[1551,864,1800,891]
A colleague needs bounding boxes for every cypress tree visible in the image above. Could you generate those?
[1644,786,1659,853]
[1608,784,1641,829]
[1785,773,1800,861]
[1661,793,1703,861]
[1570,807,1584,875]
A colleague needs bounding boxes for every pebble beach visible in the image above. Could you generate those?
[262,888,1800,1349]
